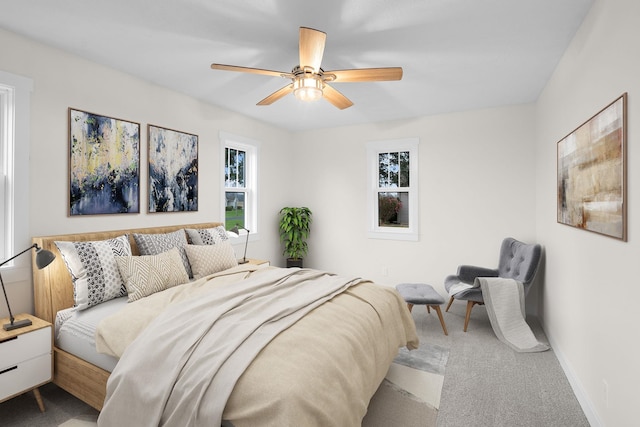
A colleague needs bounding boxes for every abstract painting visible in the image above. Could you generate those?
[69,108,140,215]
[557,93,627,240]
[148,125,198,212]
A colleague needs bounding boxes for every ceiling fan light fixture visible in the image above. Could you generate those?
[293,75,323,102]
[211,27,402,109]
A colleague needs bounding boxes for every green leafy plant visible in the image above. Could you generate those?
[279,207,312,260]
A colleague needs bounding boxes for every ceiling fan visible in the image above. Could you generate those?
[211,27,403,110]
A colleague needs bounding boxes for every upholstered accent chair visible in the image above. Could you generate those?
[444,237,542,332]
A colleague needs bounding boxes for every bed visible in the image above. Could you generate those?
[32,222,419,426]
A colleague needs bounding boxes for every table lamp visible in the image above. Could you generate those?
[229,225,250,264]
[1,243,56,331]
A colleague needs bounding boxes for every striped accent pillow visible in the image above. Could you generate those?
[184,242,237,280]
[115,247,189,302]
[55,235,131,310]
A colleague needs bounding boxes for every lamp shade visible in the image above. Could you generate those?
[35,247,56,269]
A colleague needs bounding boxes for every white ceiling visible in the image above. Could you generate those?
[1,0,594,132]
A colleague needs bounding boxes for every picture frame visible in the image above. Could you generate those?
[557,93,627,240]
[68,108,140,216]
[148,125,198,212]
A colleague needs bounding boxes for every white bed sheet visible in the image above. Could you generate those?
[55,297,126,372]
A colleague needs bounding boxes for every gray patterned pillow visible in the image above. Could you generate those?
[115,248,189,302]
[55,235,132,310]
[184,242,237,279]
[185,226,229,245]
[132,230,192,278]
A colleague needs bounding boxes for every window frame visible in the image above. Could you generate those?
[366,137,419,241]
[0,71,32,277]
[219,131,260,240]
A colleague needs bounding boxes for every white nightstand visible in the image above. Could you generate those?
[0,313,53,412]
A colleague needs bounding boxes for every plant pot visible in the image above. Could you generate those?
[286,258,303,268]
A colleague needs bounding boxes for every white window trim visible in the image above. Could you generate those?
[366,137,419,241]
[219,131,260,242]
[0,70,33,282]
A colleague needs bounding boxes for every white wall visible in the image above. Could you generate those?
[535,0,639,426]
[291,105,538,298]
[0,28,293,316]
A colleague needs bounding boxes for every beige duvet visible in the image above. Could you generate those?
[96,266,418,427]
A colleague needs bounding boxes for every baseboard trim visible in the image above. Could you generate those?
[538,317,602,427]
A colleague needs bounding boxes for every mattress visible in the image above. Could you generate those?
[55,297,126,372]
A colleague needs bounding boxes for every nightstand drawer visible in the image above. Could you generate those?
[0,327,51,369]
[0,353,51,400]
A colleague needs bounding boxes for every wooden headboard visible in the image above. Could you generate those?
[32,222,223,324]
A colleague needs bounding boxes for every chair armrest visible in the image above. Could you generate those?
[457,265,499,284]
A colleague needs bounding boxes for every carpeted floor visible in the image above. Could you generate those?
[420,300,590,427]
[0,383,98,427]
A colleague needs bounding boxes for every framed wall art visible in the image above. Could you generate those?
[557,93,627,240]
[68,108,140,216]
[148,125,198,212]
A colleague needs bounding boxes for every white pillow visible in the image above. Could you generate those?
[115,247,189,302]
[184,242,237,279]
[55,235,131,310]
[185,226,229,245]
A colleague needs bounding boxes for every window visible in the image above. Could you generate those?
[220,132,259,235]
[367,138,419,241]
[1,71,32,265]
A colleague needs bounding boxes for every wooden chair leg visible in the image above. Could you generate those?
[432,305,448,336]
[426,305,431,314]
[463,301,476,332]
[407,303,414,313]
[445,296,454,312]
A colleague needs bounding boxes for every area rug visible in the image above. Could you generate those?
[363,341,449,427]
[58,415,98,426]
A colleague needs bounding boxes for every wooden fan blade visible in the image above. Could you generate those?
[257,84,294,106]
[211,63,288,78]
[323,84,354,110]
[325,67,403,82]
[299,27,326,73]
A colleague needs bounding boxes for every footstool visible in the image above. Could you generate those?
[396,283,448,335]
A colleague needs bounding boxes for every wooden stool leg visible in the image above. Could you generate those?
[407,303,414,313]
[463,301,476,332]
[426,305,431,314]
[432,305,448,336]
[445,296,454,312]
[33,387,45,413]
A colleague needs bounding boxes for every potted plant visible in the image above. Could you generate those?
[278,206,312,268]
